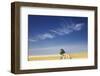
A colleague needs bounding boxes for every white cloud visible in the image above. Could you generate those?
[50,30,65,35]
[73,23,84,31]
[50,23,84,36]
[29,22,84,42]
[38,33,55,40]
[29,39,37,42]
[29,33,55,42]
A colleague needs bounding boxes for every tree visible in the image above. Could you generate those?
[60,49,66,59]
[60,49,65,55]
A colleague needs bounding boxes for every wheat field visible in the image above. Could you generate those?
[28,51,88,61]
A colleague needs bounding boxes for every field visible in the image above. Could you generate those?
[28,51,88,61]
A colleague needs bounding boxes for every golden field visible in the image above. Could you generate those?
[28,51,88,61]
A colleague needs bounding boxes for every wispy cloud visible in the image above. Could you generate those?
[29,33,55,42]
[29,22,84,42]
[37,33,55,40]
[73,23,84,31]
[29,39,38,42]
[51,23,84,36]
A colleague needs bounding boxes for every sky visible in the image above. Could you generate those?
[28,15,88,56]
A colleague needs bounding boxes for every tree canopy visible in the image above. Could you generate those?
[60,49,65,55]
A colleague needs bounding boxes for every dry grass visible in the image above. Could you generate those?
[28,51,88,61]
[70,51,88,59]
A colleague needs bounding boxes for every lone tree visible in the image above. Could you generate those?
[60,49,66,59]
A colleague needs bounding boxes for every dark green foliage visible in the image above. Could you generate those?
[60,49,65,55]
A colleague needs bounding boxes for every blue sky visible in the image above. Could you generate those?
[28,15,88,56]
